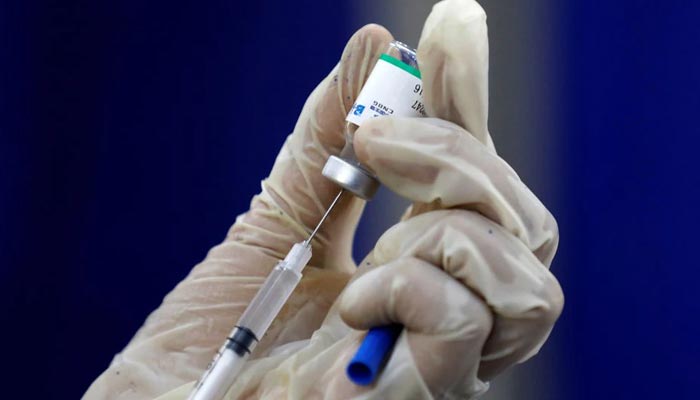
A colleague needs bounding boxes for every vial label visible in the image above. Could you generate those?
[346,54,426,127]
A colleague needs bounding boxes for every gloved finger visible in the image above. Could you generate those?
[354,116,559,266]
[257,24,394,267]
[339,257,492,397]
[365,209,563,380]
[417,0,493,150]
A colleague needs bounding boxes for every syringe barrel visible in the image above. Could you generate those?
[189,243,312,400]
[189,264,302,400]
[236,264,302,345]
[188,348,248,400]
[236,242,310,342]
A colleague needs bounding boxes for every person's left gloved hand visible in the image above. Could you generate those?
[85,19,399,400]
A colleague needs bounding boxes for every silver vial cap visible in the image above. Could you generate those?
[322,155,379,200]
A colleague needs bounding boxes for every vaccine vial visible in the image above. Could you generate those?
[322,40,426,199]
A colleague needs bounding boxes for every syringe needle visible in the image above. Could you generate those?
[305,189,344,245]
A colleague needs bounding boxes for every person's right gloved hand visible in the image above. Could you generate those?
[154,0,563,399]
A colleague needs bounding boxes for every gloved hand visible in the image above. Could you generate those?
[85,0,563,399]
[85,13,394,400]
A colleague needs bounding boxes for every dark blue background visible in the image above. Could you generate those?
[1,1,353,398]
[553,1,700,398]
[1,1,699,399]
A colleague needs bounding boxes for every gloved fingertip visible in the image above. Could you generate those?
[338,284,367,329]
[353,117,391,166]
[337,267,386,330]
[352,23,393,44]
[342,24,394,78]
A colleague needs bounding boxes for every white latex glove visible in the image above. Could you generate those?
[85,16,392,400]
[85,0,563,399]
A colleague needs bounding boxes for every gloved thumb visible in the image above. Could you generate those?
[418,0,493,150]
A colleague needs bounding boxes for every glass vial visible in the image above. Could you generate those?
[322,40,425,200]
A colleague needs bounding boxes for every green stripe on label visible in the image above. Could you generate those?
[379,53,421,79]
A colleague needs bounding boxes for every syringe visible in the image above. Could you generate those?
[187,190,344,400]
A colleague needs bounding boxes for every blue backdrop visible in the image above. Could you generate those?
[1,1,699,399]
[554,1,700,398]
[1,1,353,398]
